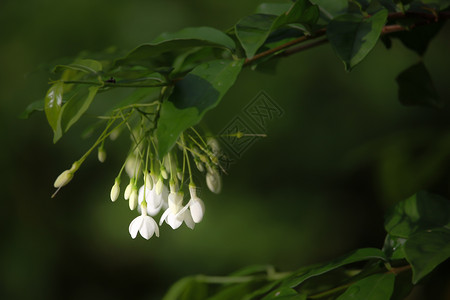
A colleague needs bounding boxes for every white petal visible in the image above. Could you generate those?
[190,198,205,223]
[183,211,195,230]
[139,216,156,240]
[168,213,182,229]
[129,216,143,239]
[159,208,171,226]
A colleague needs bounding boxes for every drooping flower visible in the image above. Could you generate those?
[129,203,159,240]
[159,190,194,230]
[178,185,205,223]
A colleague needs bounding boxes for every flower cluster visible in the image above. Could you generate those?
[109,129,222,240]
[52,99,223,240]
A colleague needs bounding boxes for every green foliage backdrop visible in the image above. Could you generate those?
[1,0,450,299]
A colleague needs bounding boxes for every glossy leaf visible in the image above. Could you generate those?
[44,81,64,133]
[280,248,387,288]
[382,234,407,260]
[209,281,267,300]
[327,9,388,71]
[53,85,100,143]
[336,273,396,300]
[384,191,450,238]
[396,62,441,108]
[155,59,244,157]
[404,228,450,284]
[19,99,44,119]
[116,27,235,67]
[272,0,320,28]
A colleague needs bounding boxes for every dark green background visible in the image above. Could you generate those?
[1,0,449,299]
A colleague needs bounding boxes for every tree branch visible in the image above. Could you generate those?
[244,11,450,66]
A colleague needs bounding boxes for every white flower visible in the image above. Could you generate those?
[160,191,195,230]
[137,183,168,216]
[129,204,159,240]
[178,185,205,223]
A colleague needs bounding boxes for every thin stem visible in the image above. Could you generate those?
[57,80,171,88]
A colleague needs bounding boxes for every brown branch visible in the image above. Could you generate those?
[243,11,450,66]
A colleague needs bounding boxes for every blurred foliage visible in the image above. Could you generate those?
[1,0,450,299]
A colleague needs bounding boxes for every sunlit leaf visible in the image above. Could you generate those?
[396,62,441,108]
[155,59,244,157]
[336,273,396,300]
[53,85,101,143]
[44,81,64,133]
[404,228,450,284]
[327,9,388,71]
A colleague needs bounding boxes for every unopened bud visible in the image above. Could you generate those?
[195,160,205,172]
[129,186,138,210]
[110,178,120,202]
[98,147,107,163]
[155,176,164,195]
[160,166,168,180]
[206,169,222,194]
[53,162,79,188]
[124,178,134,200]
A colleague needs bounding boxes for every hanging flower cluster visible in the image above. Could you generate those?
[52,100,223,240]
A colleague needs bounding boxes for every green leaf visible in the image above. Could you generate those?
[235,14,278,59]
[19,99,44,119]
[255,3,292,15]
[336,273,396,300]
[396,62,441,108]
[384,191,450,238]
[281,248,387,288]
[53,85,100,143]
[310,0,348,20]
[44,81,64,133]
[235,0,319,58]
[155,59,244,157]
[327,9,388,71]
[54,59,103,75]
[273,0,320,28]
[391,21,444,56]
[209,281,267,300]
[116,27,235,67]
[162,276,208,300]
[382,234,407,260]
[404,228,450,284]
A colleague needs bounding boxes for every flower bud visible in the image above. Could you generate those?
[160,166,169,180]
[110,178,120,202]
[155,176,164,195]
[195,160,205,172]
[129,186,138,210]
[206,169,222,194]
[98,147,107,163]
[53,162,79,188]
[124,178,134,200]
